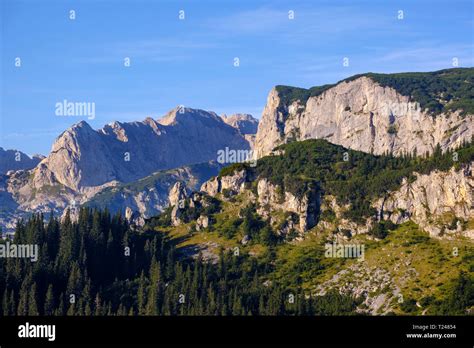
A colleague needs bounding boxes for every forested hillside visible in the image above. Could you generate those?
[1,208,471,316]
[0,210,359,316]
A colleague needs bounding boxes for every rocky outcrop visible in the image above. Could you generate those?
[254,76,473,158]
[60,206,80,224]
[256,178,320,233]
[169,181,188,226]
[200,170,250,196]
[87,162,222,219]
[0,148,44,174]
[168,186,218,228]
[221,113,259,135]
[374,162,474,238]
[315,262,401,315]
[318,197,374,237]
[200,170,319,233]
[195,215,209,231]
[168,182,188,208]
[125,206,145,227]
[317,164,474,239]
[198,159,473,238]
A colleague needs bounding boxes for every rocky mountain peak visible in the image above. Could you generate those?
[7,105,253,196]
[221,113,259,135]
[101,121,130,141]
[0,147,44,174]
[68,120,94,133]
[158,106,221,126]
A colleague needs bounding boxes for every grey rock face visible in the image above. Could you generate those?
[221,113,259,135]
[200,170,250,196]
[256,178,319,233]
[168,188,216,228]
[34,107,251,191]
[170,205,183,226]
[198,159,473,238]
[125,207,145,228]
[1,106,250,231]
[169,181,189,227]
[200,177,220,196]
[318,163,474,239]
[85,162,222,219]
[374,162,474,238]
[168,181,188,208]
[195,215,209,231]
[254,77,473,158]
[200,170,318,233]
[0,148,44,174]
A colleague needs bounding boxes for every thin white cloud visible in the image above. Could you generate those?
[73,37,219,65]
[210,7,290,34]
[209,5,392,39]
[0,125,66,139]
[377,43,474,64]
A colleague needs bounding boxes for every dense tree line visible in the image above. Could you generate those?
[366,68,474,116]
[0,209,359,316]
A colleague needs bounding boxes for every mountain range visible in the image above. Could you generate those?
[1,68,473,236]
[1,67,473,316]
[0,110,255,231]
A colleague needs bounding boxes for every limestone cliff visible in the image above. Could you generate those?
[254,75,472,158]
[374,162,474,238]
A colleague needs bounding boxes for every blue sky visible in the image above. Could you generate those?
[1,0,473,155]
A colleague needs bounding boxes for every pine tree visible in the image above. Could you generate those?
[54,293,65,316]
[17,290,28,315]
[28,284,39,315]
[8,290,16,316]
[145,260,162,315]
[94,293,102,316]
[258,294,266,315]
[231,289,242,315]
[85,302,92,316]
[137,271,147,315]
[165,247,175,279]
[2,289,9,316]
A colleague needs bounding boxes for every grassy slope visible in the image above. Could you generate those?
[154,187,474,314]
[273,221,473,314]
[154,192,267,258]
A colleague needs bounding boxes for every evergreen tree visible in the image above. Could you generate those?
[44,284,55,316]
